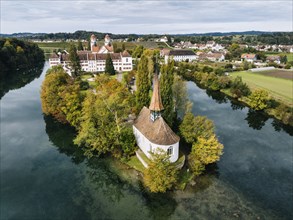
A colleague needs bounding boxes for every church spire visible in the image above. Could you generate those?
[149,63,164,121]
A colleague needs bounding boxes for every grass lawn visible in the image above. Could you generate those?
[231,71,293,106]
[125,155,146,173]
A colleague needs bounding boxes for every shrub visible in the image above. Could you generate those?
[247,89,269,110]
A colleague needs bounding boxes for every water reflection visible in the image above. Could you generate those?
[206,89,228,104]
[0,64,44,99]
[245,109,269,130]
[44,114,85,164]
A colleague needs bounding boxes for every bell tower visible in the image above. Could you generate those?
[149,63,164,122]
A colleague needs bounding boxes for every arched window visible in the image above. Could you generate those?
[167,146,173,155]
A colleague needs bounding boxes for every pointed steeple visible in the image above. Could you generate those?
[149,63,164,121]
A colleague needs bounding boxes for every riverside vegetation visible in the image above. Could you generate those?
[41,48,224,193]
[0,38,45,99]
[175,62,293,126]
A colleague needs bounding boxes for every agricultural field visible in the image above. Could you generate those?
[231,70,293,106]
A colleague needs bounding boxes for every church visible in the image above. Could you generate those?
[133,72,180,164]
[49,34,133,73]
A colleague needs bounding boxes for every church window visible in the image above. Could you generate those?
[167,147,173,155]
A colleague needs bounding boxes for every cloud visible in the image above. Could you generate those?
[1,0,292,34]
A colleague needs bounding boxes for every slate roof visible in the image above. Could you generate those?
[133,107,180,145]
[168,50,196,56]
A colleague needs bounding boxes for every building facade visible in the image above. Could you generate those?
[164,49,197,63]
[49,34,133,73]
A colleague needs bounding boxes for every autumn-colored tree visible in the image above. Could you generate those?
[74,74,135,158]
[188,135,224,176]
[143,149,178,193]
[180,112,215,144]
[40,66,83,127]
[247,89,269,110]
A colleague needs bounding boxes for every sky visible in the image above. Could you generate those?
[0,0,292,34]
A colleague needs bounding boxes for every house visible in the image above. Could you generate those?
[266,55,281,64]
[133,74,180,165]
[206,41,215,48]
[206,52,225,62]
[49,34,132,73]
[241,53,257,63]
[159,36,168,43]
[164,49,197,63]
[290,47,293,53]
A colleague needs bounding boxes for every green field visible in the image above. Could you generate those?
[231,71,293,106]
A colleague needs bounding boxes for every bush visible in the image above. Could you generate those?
[247,89,269,110]
[230,76,251,98]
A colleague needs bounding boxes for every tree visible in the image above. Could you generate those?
[122,43,126,51]
[247,89,269,110]
[40,66,83,127]
[172,74,188,117]
[160,60,175,126]
[280,55,287,64]
[77,40,83,51]
[87,39,91,50]
[180,112,215,144]
[105,53,115,75]
[230,76,251,98]
[74,75,134,158]
[143,149,178,193]
[188,135,224,176]
[69,44,81,77]
[136,55,151,111]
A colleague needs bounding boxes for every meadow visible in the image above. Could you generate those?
[231,70,293,106]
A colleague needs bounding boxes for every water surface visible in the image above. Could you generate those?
[1,63,292,219]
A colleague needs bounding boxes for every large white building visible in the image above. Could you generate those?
[49,34,133,73]
[133,74,180,164]
[164,49,197,63]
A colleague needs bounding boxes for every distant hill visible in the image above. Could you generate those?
[0,30,288,39]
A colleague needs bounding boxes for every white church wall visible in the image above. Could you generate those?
[133,126,179,163]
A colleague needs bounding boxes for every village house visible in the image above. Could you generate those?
[133,73,180,166]
[49,34,133,73]
[241,53,257,63]
[164,49,197,63]
[266,55,281,64]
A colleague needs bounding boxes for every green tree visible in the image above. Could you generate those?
[105,53,115,75]
[188,135,224,176]
[69,44,81,77]
[122,43,126,51]
[132,45,144,58]
[280,55,287,64]
[136,55,151,111]
[172,74,188,117]
[230,76,251,98]
[160,60,175,126]
[247,89,269,110]
[143,149,178,193]
[77,40,83,51]
[180,112,215,144]
[87,39,91,50]
[74,75,134,158]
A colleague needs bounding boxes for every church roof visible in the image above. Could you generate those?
[149,74,164,111]
[133,107,180,145]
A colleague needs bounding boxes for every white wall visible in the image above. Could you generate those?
[133,126,179,163]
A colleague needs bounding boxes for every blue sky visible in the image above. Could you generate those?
[1,0,292,34]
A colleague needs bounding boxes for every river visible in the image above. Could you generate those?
[1,62,292,220]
